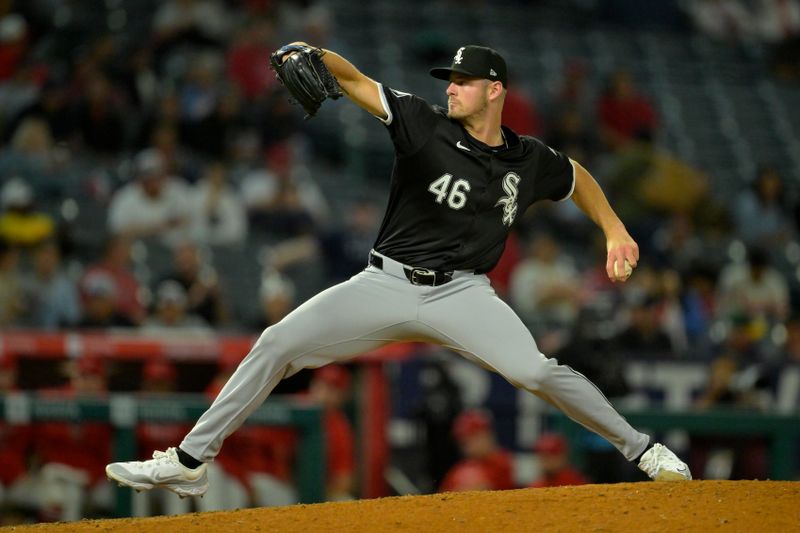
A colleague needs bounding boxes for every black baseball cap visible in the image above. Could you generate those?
[430,45,508,87]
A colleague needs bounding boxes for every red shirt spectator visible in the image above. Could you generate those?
[227,19,278,100]
[309,365,355,500]
[0,356,30,488]
[137,360,191,464]
[325,409,355,482]
[440,409,515,492]
[597,70,657,149]
[529,433,588,488]
[33,358,111,485]
[501,87,542,137]
[440,450,514,492]
[80,236,145,323]
[487,230,521,299]
[529,467,588,488]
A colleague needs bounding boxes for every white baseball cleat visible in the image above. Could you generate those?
[105,447,208,497]
[638,443,692,481]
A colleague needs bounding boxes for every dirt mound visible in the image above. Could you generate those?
[4,480,799,532]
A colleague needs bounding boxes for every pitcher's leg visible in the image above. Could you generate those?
[420,276,649,461]
[181,269,418,462]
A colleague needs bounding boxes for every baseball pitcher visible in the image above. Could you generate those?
[106,44,690,498]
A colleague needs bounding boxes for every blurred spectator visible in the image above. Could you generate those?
[439,410,514,492]
[141,280,212,334]
[79,236,145,324]
[546,107,596,166]
[135,92,181,150]
[755,0,800,79]
[501,86,541,137]
[414,358,463,491]
[696,313,772,410]
[318,197,380,282]
[181,86,244,158]
[178,53,224,130]
[188,162,247,247]
[659,268,690,354]
[716,247,789,323]
[19,240,80,329]
[779,314,800,363]
[510,233,581,328]
[227,17,278,101]
[0,356,33,521]
[550,59,593,118]
[120,47,161,113]
[152,0,231,56]
[256,269,296,329]
[685,0,755,42]
[149,122,194,181]
[277,1,334,47]
[0,238,23,326]
[76,272,136,329]
[160,241,227,325]
[107,149,191,246]
[486,230,522,300]
[651,214,705,272]
[33,357,113,521]
[692,313,773,479]
[241,172,318,239]
[132,360,191,517]
[0,13,29,81]
[734,166,794,247]
[597,70,657,151]
[0,177,55,247]
[613,294,673,358]
[529,433,588,488]
[682,262,719,349]
[0,63,43,133]
[3,81,72,144]
[71,71,125,155]
[309,365,356,501]
[0,117,62,198]
[240,145,329,236]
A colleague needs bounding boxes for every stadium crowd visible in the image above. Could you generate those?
[0,0,799,524]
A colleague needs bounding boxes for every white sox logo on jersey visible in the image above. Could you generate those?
[454,47,465,65]
[495,172,521,226]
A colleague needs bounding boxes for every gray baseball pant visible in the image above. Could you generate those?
[180,252,650,462]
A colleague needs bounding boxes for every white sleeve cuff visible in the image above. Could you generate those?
[558,159,577,202]
[373,82,393,125]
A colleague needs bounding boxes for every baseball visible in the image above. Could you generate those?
[614,260,633,279]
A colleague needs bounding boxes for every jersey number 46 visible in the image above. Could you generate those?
[428,174,471,210]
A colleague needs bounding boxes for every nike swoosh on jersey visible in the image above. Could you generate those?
[456,141,471,152]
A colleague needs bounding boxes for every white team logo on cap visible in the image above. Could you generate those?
[495,172,521,227]
[454,47,465,65]
[490,68,497,76]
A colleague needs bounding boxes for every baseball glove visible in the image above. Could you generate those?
[269,44,343,119]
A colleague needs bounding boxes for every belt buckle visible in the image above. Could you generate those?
[410,267,436,285]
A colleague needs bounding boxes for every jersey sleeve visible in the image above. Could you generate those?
[529,138,576,203]
[374,83,439,156]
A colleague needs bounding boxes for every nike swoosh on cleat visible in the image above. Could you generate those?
[456,141,471,152]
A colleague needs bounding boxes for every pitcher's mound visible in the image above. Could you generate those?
[7,480,800,532]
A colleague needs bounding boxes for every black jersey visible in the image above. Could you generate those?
[372,84,575,274]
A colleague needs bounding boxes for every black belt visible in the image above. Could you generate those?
[368,252,454,286]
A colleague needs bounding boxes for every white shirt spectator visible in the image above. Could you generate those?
[510,235,581,327]
[717,259,789,321]
[108,149,191,246]
[188,164,247,246]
